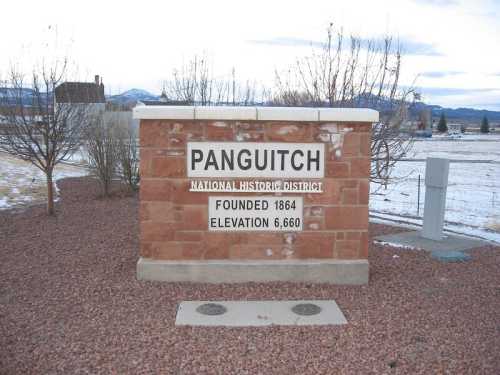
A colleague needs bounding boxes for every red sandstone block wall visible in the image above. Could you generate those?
[139,120,371,261]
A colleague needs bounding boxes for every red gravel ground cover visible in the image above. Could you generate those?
[1,177,499,374]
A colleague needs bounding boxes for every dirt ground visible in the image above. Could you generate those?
[0,177,499,374]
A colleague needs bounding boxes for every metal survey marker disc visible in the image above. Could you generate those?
[196,303,228,316]
[291,303,322,316]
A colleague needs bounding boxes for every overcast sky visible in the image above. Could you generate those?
[1,0,499,110]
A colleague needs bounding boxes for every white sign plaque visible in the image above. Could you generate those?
[188,142,324,178]
[208,196,303,232]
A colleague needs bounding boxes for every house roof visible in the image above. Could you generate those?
[55,82,105,104]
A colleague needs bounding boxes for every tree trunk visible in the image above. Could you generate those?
[103,176,110,197]
[46,170,55,215]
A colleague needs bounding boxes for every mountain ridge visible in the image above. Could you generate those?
[2,87,499,122]
[108,89,500,122]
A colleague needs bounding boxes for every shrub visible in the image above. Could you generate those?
[437,112,447,133]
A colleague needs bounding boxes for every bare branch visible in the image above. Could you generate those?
[272,24,416,186]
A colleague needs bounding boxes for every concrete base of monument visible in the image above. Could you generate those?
[136,258,369,285]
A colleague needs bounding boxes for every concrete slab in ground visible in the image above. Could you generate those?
[175,300,347,327]
[375,230,487,252]
[431,250,472,262]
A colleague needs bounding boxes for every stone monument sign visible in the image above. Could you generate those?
[133,106,378,284]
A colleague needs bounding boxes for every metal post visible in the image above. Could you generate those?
[421,158,450,240]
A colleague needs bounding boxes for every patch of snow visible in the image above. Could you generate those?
[212,121,229,128]
[330,134,342,148]
[308,222,320,230]
[284,233,296,245]
[317,133,330,142]
[408,136,500,161]
[374,239,421,250]
[277,125,299,135]
[166,150,185,157]
[320,124,338,133]
[371,135,500,244]
[0,154,88,211]
[0,197,8,208]
[371,160,500,228]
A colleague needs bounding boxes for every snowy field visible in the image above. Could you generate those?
[371,134,500,243]
[0,154,88,210]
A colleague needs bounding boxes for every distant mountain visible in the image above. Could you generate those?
[106,89,159,105]
[409,101,500,122]
[0,87,51,106]
[350,94,500,122]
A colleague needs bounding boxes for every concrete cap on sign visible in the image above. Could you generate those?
[133,105,195,120]
[256,107,319,121]
[195,106,257,120]
[133,105,379,122]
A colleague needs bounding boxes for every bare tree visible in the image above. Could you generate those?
[163,55,259,106]
[0,61,90,215]
[164,55,211,105]
[85,113,120,197]
[116,117,139,192]
[273,24,415,186]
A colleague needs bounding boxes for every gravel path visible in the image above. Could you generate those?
[1,177,499,374]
